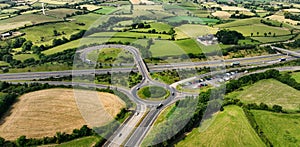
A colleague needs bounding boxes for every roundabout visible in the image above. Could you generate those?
[137,85,170,101]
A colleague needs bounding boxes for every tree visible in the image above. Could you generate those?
[168,28,175,35]
[257,32,259,36]
[2,54,13,63]
[251,32,253,37]
[16,135,27,146]
[31,45,41,54]
[264,32,267,37]
[272,105,283,112]
[53,29,59,36]
[21,40,33,52]
[290,29,294,35]
[215,30,245,44]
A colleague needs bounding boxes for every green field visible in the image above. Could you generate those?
[176,106,265,147]
[45,8,80,18]
[251,110,300,146]
[227,79,300,111]
[216,18,262,28]
[13,53,39,61]
[86,47,133,64]
[291,72,300,83]
[132,22,172,33]
[175,24,218,39]
[94,6,117,14]
[165,16,219,24]
[49,136,100,147]
[0,14,60,33]
[150,39,202,57]
[0,61,9,67]
[43,32,170,55]
[227,24,291,37]
[251,35,293,43]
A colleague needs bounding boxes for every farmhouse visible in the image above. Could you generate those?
[197,34,218,46]
[1,32,12,39]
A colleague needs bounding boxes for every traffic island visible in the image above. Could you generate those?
[137,86,170,101]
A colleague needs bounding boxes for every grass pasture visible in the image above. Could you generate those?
[227,79,300,111]
[227,24,290,37]
[13,53,39,61]
[251,35,293,43]
[0,88,125,140]
[45,8,80,18]
[86,47,133,64]
[132,22,172,33]
[291,71,300,83]
[176,105,265,147]
[49,136,100,147]
[175,24,218,39]
[43,32,170,55]
[252,110,300,146]
[165,16,219,24]
[94,6,117,15]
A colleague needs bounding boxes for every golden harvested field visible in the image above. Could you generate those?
[267,14,299,25]
[0,88,125,140]
[220,6,249,11]
[130,0,140,4]
[283,8,300,13]
[80,4,100,11]
[212,11,231,19]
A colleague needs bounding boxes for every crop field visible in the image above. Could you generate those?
[45,8,80,18]
[94,6,118,15]
[175,24,218,39]
[176,106,265,147]
[251,110,300,146]
[13,53,39,61]
[220,6,250,11]
[283,8,300,13]
[1,8,19,14]
[27,0,84,5]
[80,4,100,11]
[165,16,219,24]
[49,136,100,147]
[266,15,300,26]
[227,79,300,111]
[0,14,60,33]
[212,11,231,19]
[0,88,125,140]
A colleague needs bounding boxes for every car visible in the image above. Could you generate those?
[172,92,175,96]
[279,58,286,62]
[135,112,139,116]
[136,87,140,90]
[156,103,164,109]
